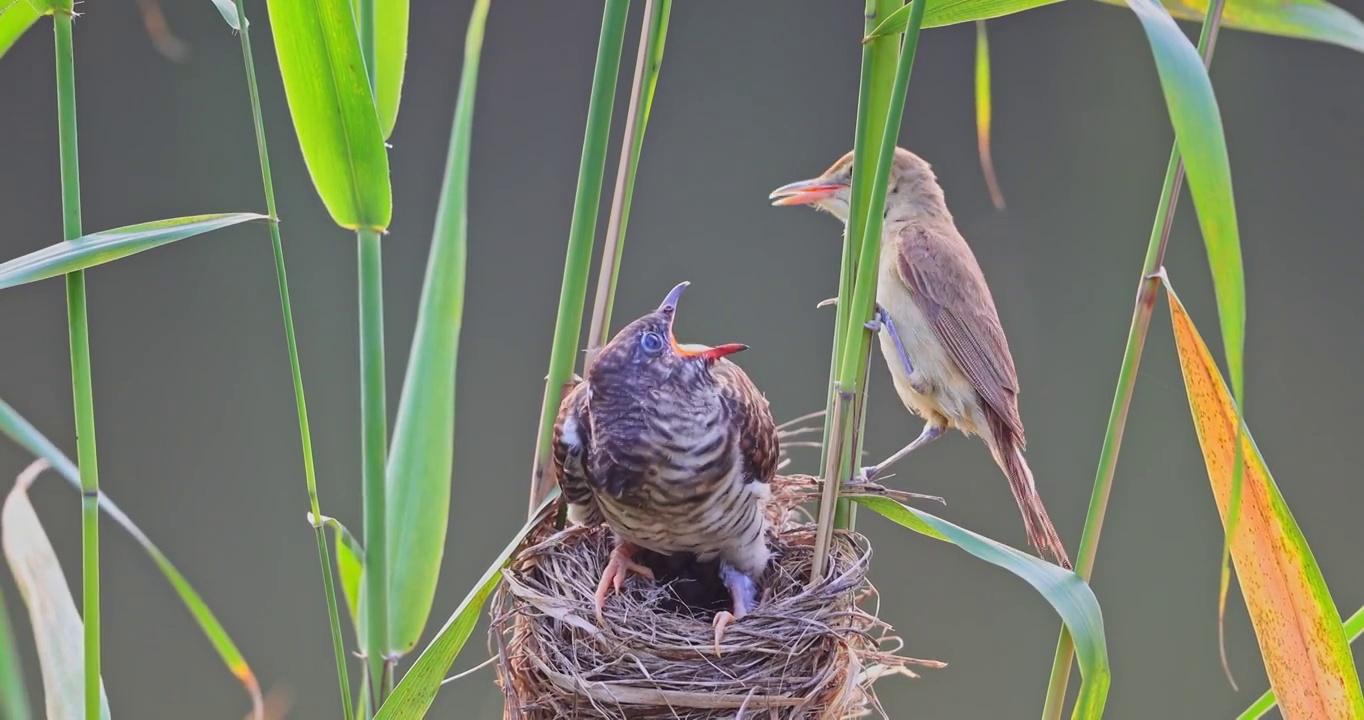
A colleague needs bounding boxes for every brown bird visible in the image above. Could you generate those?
[769,148,1071,569]
[553,281,781,647]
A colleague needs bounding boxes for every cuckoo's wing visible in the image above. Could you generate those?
[713,360,780,484]
[552,379,603,526]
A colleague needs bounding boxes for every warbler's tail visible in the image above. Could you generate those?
[985,413,1072,570]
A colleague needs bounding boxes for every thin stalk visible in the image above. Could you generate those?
[1039,3,1226,717]
[52,12,100,720]
[819,0,926,558]
[231,0,354,715]
[822,0,904,531]
[353,2,388,710]
[527,0,630,516]
[585,0,671,365]
[834,0,925,519]
[358,228,389,711]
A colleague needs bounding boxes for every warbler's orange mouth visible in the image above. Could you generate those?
[768,178,844,206]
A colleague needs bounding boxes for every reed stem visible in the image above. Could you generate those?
[52,11,102,719]
[1039,3,1226,716]
[526,0,630,516]
[230,0,354,714]
[358,227,389,712]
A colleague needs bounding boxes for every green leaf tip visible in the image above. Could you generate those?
[266,0,393,230]
[0,213,268,291]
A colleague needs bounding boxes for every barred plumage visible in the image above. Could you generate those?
[551,281,779,646]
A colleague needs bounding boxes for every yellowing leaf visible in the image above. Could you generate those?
[1163,272,1364,718]
[2,460,111,720]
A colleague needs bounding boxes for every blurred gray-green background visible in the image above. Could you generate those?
[2,1,1362,717]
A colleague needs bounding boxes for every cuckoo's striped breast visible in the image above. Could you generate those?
[592,392,768,565]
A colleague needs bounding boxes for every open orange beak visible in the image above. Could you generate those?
[655,281,749,361]
[768,177,844,206]
[673,341,748,361]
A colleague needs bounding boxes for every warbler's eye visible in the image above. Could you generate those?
[640,332,665,354]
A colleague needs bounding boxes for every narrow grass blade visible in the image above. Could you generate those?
[1040,3,1226,715]
[264,0,392,230]
[585,0,672,360]
[311,514,364,634]
[1124,0,1243,406]
[3,460,111,720]
[0,399,265,718]
[374,0,408,138]
[385,0,486,656]
[1161,273,1364,717]
[0,214,268,291]
[526,0,630,514]
[0,0,45,60]
[0,582,31,720]
[974,21,1005,210]
[1239,605,1364,719]
[865,0,1364,51]
[1098,0,1364,53]
[208,0,246,30]
[229,0,352,712]
[855,495,1109,718]
[374,490,559,720]
[867,0,1064,38]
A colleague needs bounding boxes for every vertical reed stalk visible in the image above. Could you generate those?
[1039,3,1226,716]
[357,226,389,711]
[229,0,354,714]
[51,10,102,719]
[586,0,671,365]
[527,0,631,515]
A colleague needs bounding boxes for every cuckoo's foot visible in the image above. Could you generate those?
[712,561,760,655]
[593,542,655,624]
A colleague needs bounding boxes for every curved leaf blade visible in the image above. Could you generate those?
[0,214,268,291]
[1162,275,1364,717]
[1098,0,1364,53]
[0,399,265,717]
[0,582,31,720]
[852,495,1109,719]
[0,0,45,61]
[374,488,557,720]
[3,461,111,720]
[310,513,364,635]
[867,0,1064,37]
[264,0,392,230]
[1239,605,1364,719]
[375,0,408,139]
[384,0,486,656]
[1125,0,1244,408]
[866,0,1364,53]
[974,20,1006,210]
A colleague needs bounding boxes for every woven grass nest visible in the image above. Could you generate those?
[491,474,943,719]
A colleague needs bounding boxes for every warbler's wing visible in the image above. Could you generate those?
[895,223,1025,440]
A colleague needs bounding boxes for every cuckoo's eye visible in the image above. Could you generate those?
[640,332,665,354]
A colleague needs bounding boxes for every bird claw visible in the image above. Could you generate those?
[851,464,881,486]
[712,611,736,657]
[593,544,655,625]
[816,296,838,309]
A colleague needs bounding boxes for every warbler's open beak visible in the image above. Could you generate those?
[655,281,748,360]
[769,177,844,206]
